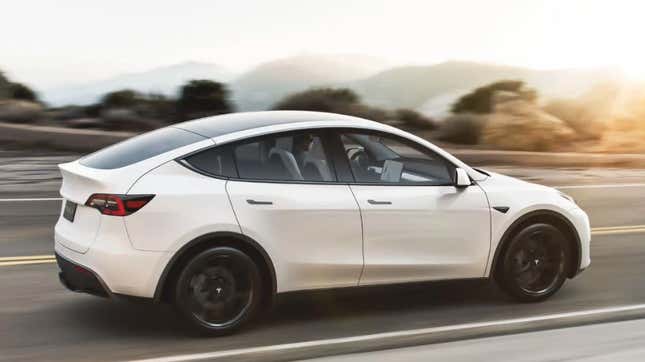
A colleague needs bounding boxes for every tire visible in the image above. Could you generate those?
[496,223,571,302]
[173,246,262,335]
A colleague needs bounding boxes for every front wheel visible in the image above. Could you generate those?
[497,223,571,302]
[173,246,262,335]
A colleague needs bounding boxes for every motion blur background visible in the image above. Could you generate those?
[4,0,645,155]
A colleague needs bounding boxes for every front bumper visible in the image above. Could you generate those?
[568,206,592,276]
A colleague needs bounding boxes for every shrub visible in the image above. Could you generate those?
[394,108,436,129]
[0,71,11,99]
[9,83,38,102]
[177,80,232,120]
[101,89,141,109]
[100,108,161,131]
[273,87,388,122]
[543,99,605,140]
[482,99,575,151]
[452,80,536,114]
[437,113,486,144]
[0,100,44,123]
[273,88,360,111]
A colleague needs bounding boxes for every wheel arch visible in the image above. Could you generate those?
[490,209,582,279]
[153,231,277,307]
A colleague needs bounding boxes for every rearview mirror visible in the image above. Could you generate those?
[455,168,471,187]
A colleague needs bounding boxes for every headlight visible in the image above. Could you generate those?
[559,192,576,205]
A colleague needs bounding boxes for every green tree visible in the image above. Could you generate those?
[101,89,141,108]
[9,83,38,102]
[451,80,537,114]
[177,80,232,119]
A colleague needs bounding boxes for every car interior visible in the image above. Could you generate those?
[234,133,334,182]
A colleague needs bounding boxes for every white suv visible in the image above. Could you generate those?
[55,111,591,334]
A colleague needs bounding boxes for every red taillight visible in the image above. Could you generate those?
[85,194,154,216]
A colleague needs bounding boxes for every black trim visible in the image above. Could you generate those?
[490,210,583,279]
[174,127,463,188]
[152,231,277,304]
[56,253,110,298]
[493,206,510,214]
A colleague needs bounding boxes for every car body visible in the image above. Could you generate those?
[54,111,591,333]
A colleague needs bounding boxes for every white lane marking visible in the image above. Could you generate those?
[130,304,645,362]
[0,198,62,202]
[556,183,645,190]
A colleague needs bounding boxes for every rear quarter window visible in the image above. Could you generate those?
[182,145,238,178]
[80,127,205,169]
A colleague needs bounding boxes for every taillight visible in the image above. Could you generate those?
[85,194,155,216]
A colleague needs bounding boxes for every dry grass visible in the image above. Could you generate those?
[481,99,575,151]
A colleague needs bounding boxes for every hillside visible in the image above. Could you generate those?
[352,61,623,114]
[230,54,390,110]
[43,61,235,106]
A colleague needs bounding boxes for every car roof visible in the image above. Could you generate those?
[172,111,381,139]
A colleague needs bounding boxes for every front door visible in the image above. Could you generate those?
[336,130,491,285]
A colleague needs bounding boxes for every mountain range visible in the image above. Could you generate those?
[41,56,623,117]
[43,61,235,106]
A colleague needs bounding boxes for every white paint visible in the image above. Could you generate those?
[0,184,643,203]
[130,304,645,362]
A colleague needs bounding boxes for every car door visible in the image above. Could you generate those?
[225,130,364,293]
[335,130,491,286]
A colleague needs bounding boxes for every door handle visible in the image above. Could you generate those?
[247,199,273,205]
[367,199,392,205]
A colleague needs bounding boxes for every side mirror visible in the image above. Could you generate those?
[455,168,471,187]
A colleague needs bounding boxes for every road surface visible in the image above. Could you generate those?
[2,161,645,361]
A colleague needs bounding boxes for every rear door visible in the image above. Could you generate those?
[225,130,364,292]
[334,130,491,285]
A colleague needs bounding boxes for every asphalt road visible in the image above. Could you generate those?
[2,167,645,361]
[306,318,645,362]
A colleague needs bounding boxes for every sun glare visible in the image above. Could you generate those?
[542,0,645,79]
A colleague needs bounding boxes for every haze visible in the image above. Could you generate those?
[3,0,645,89]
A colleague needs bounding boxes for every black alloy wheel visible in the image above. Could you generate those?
[174,246,261,335]
[498,223,571,302]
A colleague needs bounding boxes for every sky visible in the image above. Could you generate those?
[3,0,645,89]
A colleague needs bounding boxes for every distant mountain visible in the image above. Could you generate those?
[43,61,235,106]
[231,54,391,111]
[39,57,624,117]
[352,61,624,115]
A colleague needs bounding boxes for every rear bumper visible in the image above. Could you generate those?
[56,253,110,298]
[54,217,170,298]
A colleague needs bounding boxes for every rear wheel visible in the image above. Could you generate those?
[497,223,571,302]
[173,246,261,335]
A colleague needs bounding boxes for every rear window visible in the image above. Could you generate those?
[80,127,204,169]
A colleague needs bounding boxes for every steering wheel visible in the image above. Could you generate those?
[346,147,372,178]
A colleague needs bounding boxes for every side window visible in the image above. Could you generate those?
[183,145,237,178]
[233,131,335,182]
[339,132,454,185]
